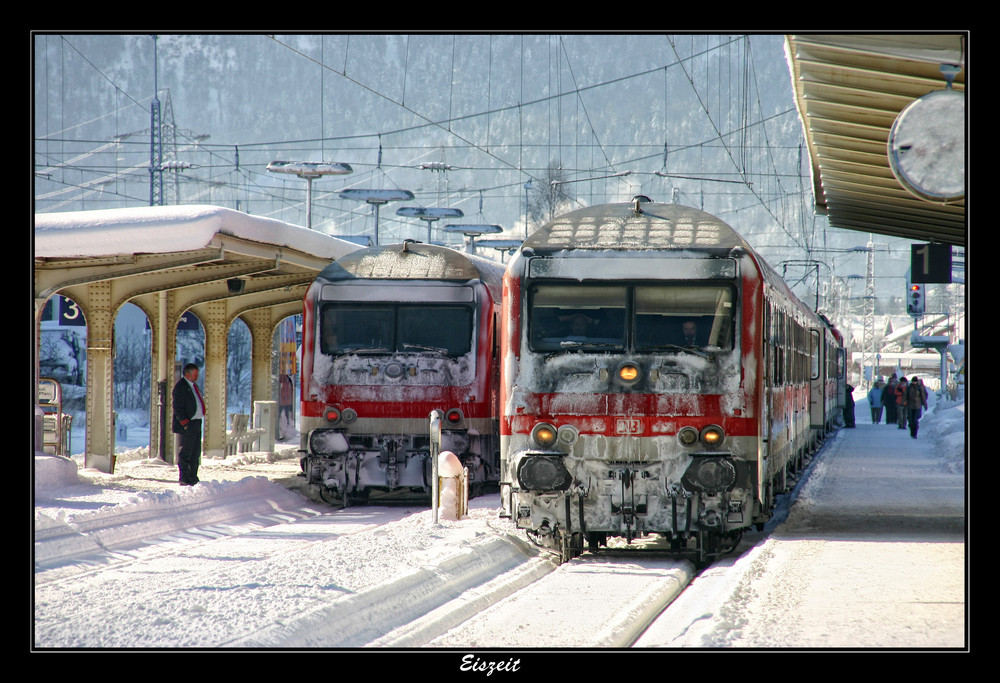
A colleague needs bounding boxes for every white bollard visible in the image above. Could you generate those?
[253,400,277,452]
[437,450,468,521]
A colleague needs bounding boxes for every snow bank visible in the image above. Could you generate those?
[921,400,966,474]
[34,454,81,491]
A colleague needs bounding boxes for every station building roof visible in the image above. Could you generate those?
[34,204,361,307]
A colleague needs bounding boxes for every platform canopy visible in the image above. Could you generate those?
[34,204,361,472]
[785,34,966,247]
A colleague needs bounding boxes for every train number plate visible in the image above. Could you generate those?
[615,418,642,435]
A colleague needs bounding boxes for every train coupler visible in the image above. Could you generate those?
[726,499,745,525]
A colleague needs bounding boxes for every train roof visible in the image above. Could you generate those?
[520,199,828,324]
[520,200,753,255]
[316,241,504,300]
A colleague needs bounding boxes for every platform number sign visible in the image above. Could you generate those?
[910,244,952,284]
[42,296,85,326]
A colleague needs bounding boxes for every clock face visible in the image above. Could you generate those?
[887,88,965,203]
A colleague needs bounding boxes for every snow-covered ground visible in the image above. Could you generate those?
[33,390,966,650]
[638,391,966,648]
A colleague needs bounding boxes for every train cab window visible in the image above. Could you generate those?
[398,306,472,356]
[321,305,393,354]
[527,282,735,353]
[320,303,473,357]
[528,284,627,351]
[634,284,735,351]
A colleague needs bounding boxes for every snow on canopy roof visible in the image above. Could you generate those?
[34,204,360,261]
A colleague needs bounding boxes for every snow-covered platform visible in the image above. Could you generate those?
[638,402,967,648]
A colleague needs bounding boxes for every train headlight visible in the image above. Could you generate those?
[677,426,699,447]
[341,408,357,424]
[700,424,725,448]
[681,456,737,493]
[324,406,342,424]
[517,455,572,491]
[531,422,558,449]
[617,362,641,386]
[557,424,579,448]
[309,429,349,456]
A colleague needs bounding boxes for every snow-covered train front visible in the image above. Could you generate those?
[300,241,505,505]
[500,198,844,563]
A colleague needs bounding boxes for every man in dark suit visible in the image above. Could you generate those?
[172,363,205,486]
[681,320,700,346]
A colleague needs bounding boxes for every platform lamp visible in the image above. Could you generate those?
[443,224,503,255]
[339,189,414,245]
[267,160,353,230]
[396,206,464,243]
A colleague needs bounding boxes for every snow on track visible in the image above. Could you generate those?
[426,555,695,648]
[34,467,553,649]
[229,532,551,647]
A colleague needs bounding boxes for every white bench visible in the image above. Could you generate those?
[225,413,266,457]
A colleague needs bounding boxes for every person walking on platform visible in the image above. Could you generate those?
[895,376,909,430]
[172,363,205,486]
[867,379,884,424]
[883,374,898,425]
[844,383,856,428]
[906,377,929,438]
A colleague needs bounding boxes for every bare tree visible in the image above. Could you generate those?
[227,319,252,414]
[113,327,151,409]
[527,161,574,228]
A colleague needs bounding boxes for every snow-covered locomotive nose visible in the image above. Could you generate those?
[299,242,505,505]
[500,200,845,564]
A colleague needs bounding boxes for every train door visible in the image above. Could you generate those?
[809,328,825,431]
[758,297,774,508]
[836,346,847,419]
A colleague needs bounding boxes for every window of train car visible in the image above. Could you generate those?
[320,303,473,357]
[528,284,627,352]
[527,283,735,353]
[633,284,735,351]
[398,305,473,356]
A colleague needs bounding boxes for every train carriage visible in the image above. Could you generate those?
[500,197,843,564]
[300,241,505,505]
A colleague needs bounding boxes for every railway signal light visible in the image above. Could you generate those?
[907,283,925,316]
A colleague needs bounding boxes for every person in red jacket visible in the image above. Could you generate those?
[894,377,909,430]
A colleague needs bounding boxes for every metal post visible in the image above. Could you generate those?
[305,177,314,230]
[429,410,442,525]
[157,291,168,461]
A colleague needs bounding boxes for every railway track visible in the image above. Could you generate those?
[420,553,695,648]
[36,486,700,648]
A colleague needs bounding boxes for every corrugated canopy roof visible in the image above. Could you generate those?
[785,34,966,247]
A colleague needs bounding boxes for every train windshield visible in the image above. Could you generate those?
[528,282,735,352]
[320,303,473,357]
[633,285,735,351]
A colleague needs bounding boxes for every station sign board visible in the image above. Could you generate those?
[910,244,952,284]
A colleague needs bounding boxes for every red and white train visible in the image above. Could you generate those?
[299,241,505,505]
[499,197,844,564]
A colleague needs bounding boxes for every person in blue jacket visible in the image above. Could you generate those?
[867,379,884,424]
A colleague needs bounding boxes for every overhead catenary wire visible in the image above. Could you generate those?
[35,34,812,244]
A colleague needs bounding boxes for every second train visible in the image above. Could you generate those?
[299,241,505,505]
